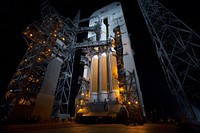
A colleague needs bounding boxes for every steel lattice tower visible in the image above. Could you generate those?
[0,1,79,122]
[0,1,122,122]
[137,0,200,124]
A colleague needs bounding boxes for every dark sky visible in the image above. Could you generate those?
[0,0,199,118]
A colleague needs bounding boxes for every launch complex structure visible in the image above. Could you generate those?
[0,1,145,124]
[1,0,200,125]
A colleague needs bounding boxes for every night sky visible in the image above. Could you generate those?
[0,0,199,119]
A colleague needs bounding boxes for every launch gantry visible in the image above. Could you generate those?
[0,1,144,123]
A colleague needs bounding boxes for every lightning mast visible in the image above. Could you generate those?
[137,0,200,125]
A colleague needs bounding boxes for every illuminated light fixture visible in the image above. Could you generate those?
[120,88,124,92]
[29,34,33,37]
[61,37,65,41]
[28,77,32,81]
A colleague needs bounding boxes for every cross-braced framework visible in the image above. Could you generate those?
[0,1,144,123]
[137,0,200,124]
[0,0,78,121]
[30,1,78,118]
[126,70,145,115]
[39,1,111,118]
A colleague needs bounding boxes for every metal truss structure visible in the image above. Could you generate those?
[137,0,200,125]
[0,1,115,122]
